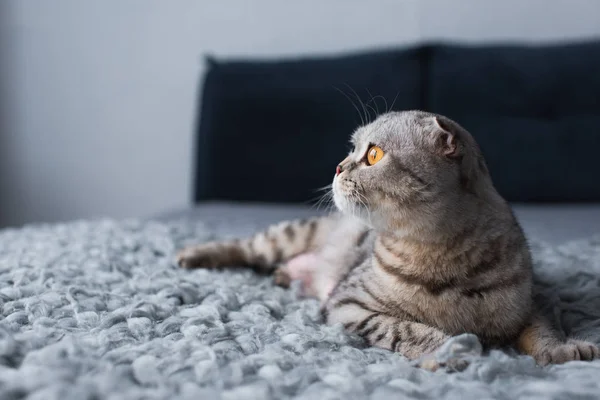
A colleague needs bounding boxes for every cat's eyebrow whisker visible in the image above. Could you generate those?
[332,85,365,126]
[365,88,378,121]
[377,95,388,114]
[365,103,377,122]
[366,89,390,118]
[343,83,369,125]
[380,95,389,114]
[388,91,400,112]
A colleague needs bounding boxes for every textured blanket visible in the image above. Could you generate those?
[1,219,600,400]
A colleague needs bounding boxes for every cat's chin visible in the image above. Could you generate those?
[332,189,352,214]
[332,193,373,226]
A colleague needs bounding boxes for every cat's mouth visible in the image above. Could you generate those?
[332,176,369,217]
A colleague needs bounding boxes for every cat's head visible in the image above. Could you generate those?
[332,110,492,232]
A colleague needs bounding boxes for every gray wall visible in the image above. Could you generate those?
[1,0,599,227]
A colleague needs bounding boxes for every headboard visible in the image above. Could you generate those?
[194,40,600,204]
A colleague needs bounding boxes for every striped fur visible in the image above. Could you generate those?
[178,216,332,271]
[178,110,598,365]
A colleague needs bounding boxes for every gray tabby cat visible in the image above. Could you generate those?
[178,110,598,366]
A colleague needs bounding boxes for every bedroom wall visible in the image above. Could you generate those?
[0,0,599,227]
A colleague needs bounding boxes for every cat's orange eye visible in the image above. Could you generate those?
[366,145,384,165]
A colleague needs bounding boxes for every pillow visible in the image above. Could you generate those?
[194,47,425,203]
[426,41,600,202]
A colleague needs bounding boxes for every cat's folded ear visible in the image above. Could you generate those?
[430,115,487,192]
[432,116,460,158]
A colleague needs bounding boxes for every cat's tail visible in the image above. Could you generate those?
[177,215,336,272]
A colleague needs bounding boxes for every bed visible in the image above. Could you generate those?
[2,41,600,399]
[1,202,599,399]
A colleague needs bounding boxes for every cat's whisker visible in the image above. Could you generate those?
[363,198,373,227]
[381,95,389,114]
[309,193,327,211]
[346,190,364,222]
[355,191,374,227]
[322,193,335,213]
[369,93,390,119]
[313,184,333,193]
[310,189,335,213]
[388,91,400,112]
[332,85,365,126]
[365,88,379,121]
[345,194,358,219]
[343,83,369,125]
[365,103,377,121]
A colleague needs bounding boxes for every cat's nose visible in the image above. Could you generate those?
[336,165,343,175]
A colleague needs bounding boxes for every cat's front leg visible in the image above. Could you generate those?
[362,316,449,360]
[376,318,450,360]
[324,300,450,360]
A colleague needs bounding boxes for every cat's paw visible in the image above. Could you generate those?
[534,340,599,365]
[176,244,220,269]
[416,353,470,373]
[273,268,292,288]
[567,339,599,361]
[415,333,481,373]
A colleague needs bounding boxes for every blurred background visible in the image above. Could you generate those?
[1,0,600,228]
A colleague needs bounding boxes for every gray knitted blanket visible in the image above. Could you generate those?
[1,219,599,400]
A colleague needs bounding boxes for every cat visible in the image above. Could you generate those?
[177,110,598,367]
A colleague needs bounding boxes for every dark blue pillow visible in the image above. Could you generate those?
[426,41,600,202]
[194,48,424,203]
[195,41,600,204]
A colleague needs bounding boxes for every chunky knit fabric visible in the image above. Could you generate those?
[0,219,599,399]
